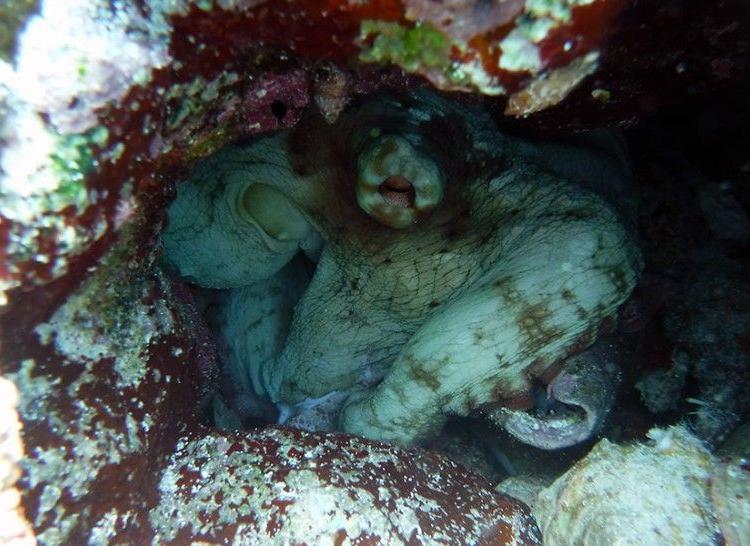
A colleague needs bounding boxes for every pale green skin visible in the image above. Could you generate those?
[162,90,642,446]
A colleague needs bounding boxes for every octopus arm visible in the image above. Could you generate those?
[265,249,412,404]
[339,192,641,446]
[219,260,311,412]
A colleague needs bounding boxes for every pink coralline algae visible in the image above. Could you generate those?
[403,0,526,41]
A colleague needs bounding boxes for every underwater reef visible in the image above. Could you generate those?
[1,0,749,545]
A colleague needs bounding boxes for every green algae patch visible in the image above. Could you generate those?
[358,21,453,76]
[34,217,175,389]
[182,125,233,164]
[47,126,108,212]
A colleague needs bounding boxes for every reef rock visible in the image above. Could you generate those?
[152,427,542,544]
[531,426,742,546]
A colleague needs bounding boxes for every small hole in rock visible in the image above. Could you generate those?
[271,100,288,120]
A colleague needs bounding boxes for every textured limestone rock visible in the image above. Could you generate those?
[533,427,725,545]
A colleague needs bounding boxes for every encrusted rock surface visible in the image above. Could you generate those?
[496,427,750,545]
[532,427,725,545]
[151,427,541,544]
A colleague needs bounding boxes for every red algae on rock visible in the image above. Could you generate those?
[403,0,525,41]
[357,0,628,98]
[151,427,542,544]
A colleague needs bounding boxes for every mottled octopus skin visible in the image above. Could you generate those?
[163,90,642,446]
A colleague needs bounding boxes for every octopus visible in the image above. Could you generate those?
[162,89,642,447]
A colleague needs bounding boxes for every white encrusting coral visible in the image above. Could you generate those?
[0,378,36,546]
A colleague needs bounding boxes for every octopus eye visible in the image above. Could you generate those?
[239,183,310,243]
[356,134,443,228]
[161,167,315,289]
